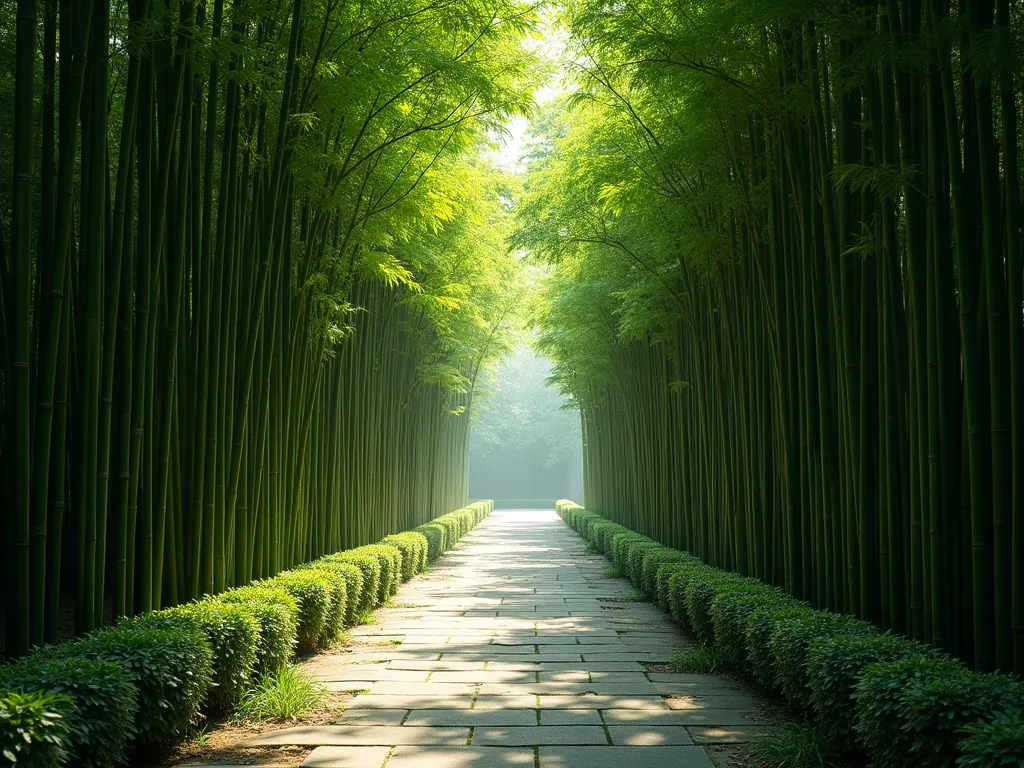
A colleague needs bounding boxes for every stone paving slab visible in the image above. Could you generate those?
[300,746,391,767]
[687,725,779,744]
[601,708,761,726]
[252,726,470,746]
[539,709,603,725]
[607,725,695,746]
[538,745,716,768]
[666,693,762,709]
[335,709,409,725]
[385,746,536,767]
[403,709,538,726]
[473,726,609,746]
[536,695,671,709]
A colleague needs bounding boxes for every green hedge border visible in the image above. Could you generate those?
[555,499,1024,767]
[0,500,493,766]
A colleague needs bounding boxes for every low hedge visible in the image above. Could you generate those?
[329,551,381,617]
[855,655,1023,767]
[0,688,75,767]
[554,501,1024,766]
[0,655,137,768]
[0,500,494,767]
[807,633,941,751]
[711,589,797,670]
[768,610,876,709]
[684,571,759,647]
[959,713,1024,766]
[265,570,334,650]
[298,559,364,627]
[414,522,447,561]
[356,544,403,603]
[382,532,429,580]
[137,601,259,711]
[215,585,298,673]
[639,548,692,597]
[37,620,213,748]
[667,562,717,629]
[655,559,698,611]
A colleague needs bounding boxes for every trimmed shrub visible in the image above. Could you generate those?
[430,513,462,546]
[382,532,429,579]
[46,620,213,748]
[958,713,1024,767]
[611,532,655,574]
[746,604,814,690]
[639,548,692,597]
[591,520,629,556]
[854,655,968,767]
[414,523,446,562]
[625,541,666,583]
[300,560,364,626]
[216,585,298,674]
[295,567,347,645]
[265,570,333,650]
[138,600,259,711]
[685,571,760,647]
[357,544,402,602]
[666,562,717,629]
[0,655,137,768]
[768,609,876,709]
[806,633,939,751]
[0,688,75,768]
[331,551,382,616]
[711,588,797,669]
[656,560,698,611]
[895,666,1023,766]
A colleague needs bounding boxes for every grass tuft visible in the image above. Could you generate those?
[751,723,834,768]
[234,664,327,722]
[601,567,623,579]
[670,646,728,674]
[605,589,647,603]
[355,608,378,625]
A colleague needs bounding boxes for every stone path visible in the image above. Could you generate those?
[243,509,773,767]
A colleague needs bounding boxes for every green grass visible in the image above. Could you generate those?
[328,630,352,647]
[605,589,647,603]
[751,724,834,768]
[190,723,211,747]
[601,567,623,579]
[355,608,378,625]
[670,646,728,674]
[375,639,402,646]
[234,664,328,722]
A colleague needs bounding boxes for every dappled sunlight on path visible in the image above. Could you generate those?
[183,510,776,767]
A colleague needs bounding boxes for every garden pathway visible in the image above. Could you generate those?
[201,509,774,767]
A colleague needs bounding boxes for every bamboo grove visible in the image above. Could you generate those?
[0,0,534,660]
[522,0,1024,672]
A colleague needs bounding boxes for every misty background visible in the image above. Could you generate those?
[469,346,583,506]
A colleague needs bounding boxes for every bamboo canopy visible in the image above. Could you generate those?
[0,0,532,660]
[524,0,1024,673]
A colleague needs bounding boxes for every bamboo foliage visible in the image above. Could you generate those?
[0,0,533,660]
[524,0,1024,672]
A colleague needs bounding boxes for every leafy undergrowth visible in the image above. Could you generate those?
[601,567,623,579]
[670,646,728,674]
[235,664,328,722]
